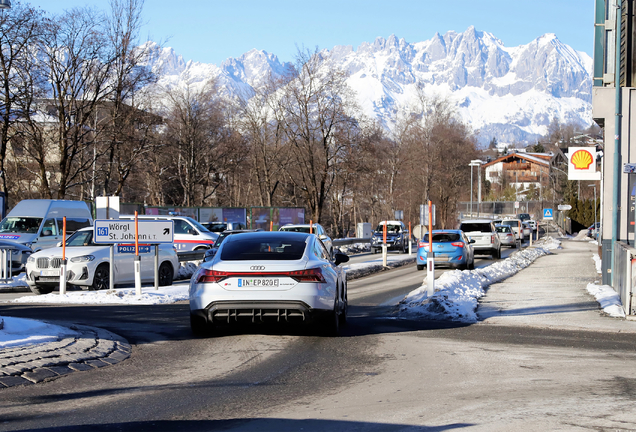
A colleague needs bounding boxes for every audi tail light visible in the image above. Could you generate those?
[194,267,326,284]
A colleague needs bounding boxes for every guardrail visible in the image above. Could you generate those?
[0,246,14,281]
[178,250,206,262]
[332,238,371,246]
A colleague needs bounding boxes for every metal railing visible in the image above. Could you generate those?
[0,246,13,281]
[614,241,636,316]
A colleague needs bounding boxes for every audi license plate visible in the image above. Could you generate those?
[40,270,59,277]
[238,278,279,288]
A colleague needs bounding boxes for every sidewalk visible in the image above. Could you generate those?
[477,237,636,333]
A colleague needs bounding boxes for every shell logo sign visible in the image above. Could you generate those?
[567,147,600,180]
[571,149,594,170]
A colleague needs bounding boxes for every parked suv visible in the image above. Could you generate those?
[458,219,501,259]
[370,220,410,254]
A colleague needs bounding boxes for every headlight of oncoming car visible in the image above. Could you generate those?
[70,255,95,263]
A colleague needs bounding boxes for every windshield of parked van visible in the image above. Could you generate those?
[0,217,42,234]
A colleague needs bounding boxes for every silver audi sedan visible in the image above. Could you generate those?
[189,231,349,336]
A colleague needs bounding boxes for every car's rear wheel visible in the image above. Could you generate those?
[190,314,213,336]
[29,284,54,295]
[158,262,173,286]
[89,263,109,291]
[322,297,341,337]
[417,264,425,271]
[339,291,348,326]
[468,259,475,270]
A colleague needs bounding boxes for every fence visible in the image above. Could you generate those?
[0,246,13,282]
[614,241,636,316]
[458,200,556,220]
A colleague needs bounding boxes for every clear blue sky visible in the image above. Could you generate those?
[23,0,595,65]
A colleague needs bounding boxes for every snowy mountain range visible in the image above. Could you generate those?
[142,26,593,146]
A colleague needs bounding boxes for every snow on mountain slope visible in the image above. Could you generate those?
[143,27,592,146]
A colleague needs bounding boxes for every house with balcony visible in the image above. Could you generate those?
[482,152,553,197]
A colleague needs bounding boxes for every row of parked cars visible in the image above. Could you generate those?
[415,215,539,270]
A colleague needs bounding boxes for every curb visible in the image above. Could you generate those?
[0,286,30,293]
[0,323,131,388]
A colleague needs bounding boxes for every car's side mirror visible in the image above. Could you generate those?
[470,239,476,244]
[334,252,349,266]
[189,229,199,236]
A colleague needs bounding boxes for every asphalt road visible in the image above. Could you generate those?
[4,233,633,431]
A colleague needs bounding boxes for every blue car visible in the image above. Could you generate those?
[416,230,475,271]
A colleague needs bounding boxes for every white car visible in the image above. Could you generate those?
[25,227,179,295]
[495,224,517,248]
[279,223,333,258]
[189,231,349,336]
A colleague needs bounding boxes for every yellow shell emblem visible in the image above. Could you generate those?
[571,149,593,170]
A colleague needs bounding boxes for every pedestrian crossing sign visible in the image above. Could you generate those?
[543,208,553,220]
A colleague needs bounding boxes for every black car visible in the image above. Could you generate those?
[203,229,262,262]
[518,213,531,222]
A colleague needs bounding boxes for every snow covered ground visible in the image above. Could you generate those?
[399,237,563,322]
[0,316,79,349]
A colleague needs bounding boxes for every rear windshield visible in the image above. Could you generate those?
[280,226,311,233]
[423,232,461,242]
[206,223,227,232]
[460,223,492,233]
[220,236,308,261]
[502,220,519,228]
[496,226,511,233]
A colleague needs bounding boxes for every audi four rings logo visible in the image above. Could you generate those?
[250,266,265,270]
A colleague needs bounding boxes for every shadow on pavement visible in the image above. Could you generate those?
[8,419,474,432]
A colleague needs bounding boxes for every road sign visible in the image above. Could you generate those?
[420,204,436,226]
[117,245,152,254]
[543,208,554,220]
[558,204,572,211]
[94,220,174,244]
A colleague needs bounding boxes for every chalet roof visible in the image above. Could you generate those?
[482,152,553,169]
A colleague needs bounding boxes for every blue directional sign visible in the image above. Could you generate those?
[543,208,554,220]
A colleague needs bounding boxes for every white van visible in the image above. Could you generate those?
[0,199,93,251]
[120,215,218,252]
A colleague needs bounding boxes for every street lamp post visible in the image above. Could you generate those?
[469,160,482,217]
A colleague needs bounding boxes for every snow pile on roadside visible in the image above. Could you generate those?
[570,229,590,241]
[177,261,198,279]
[586,283,626,318]
[400,245,554,323]
[11,284,189,305]
[336,242,371,255]
[344,253,415,280]
[0,273,28,288]
[0,315,79,349]
[592,253,602,274]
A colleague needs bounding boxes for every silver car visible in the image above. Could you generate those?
[189,231,349,336]
[495,224,517,248]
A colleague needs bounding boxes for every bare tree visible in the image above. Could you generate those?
[161,81,228,206]
[0,3,43,204]
[31,7,113,199]
[272,49,359,223]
